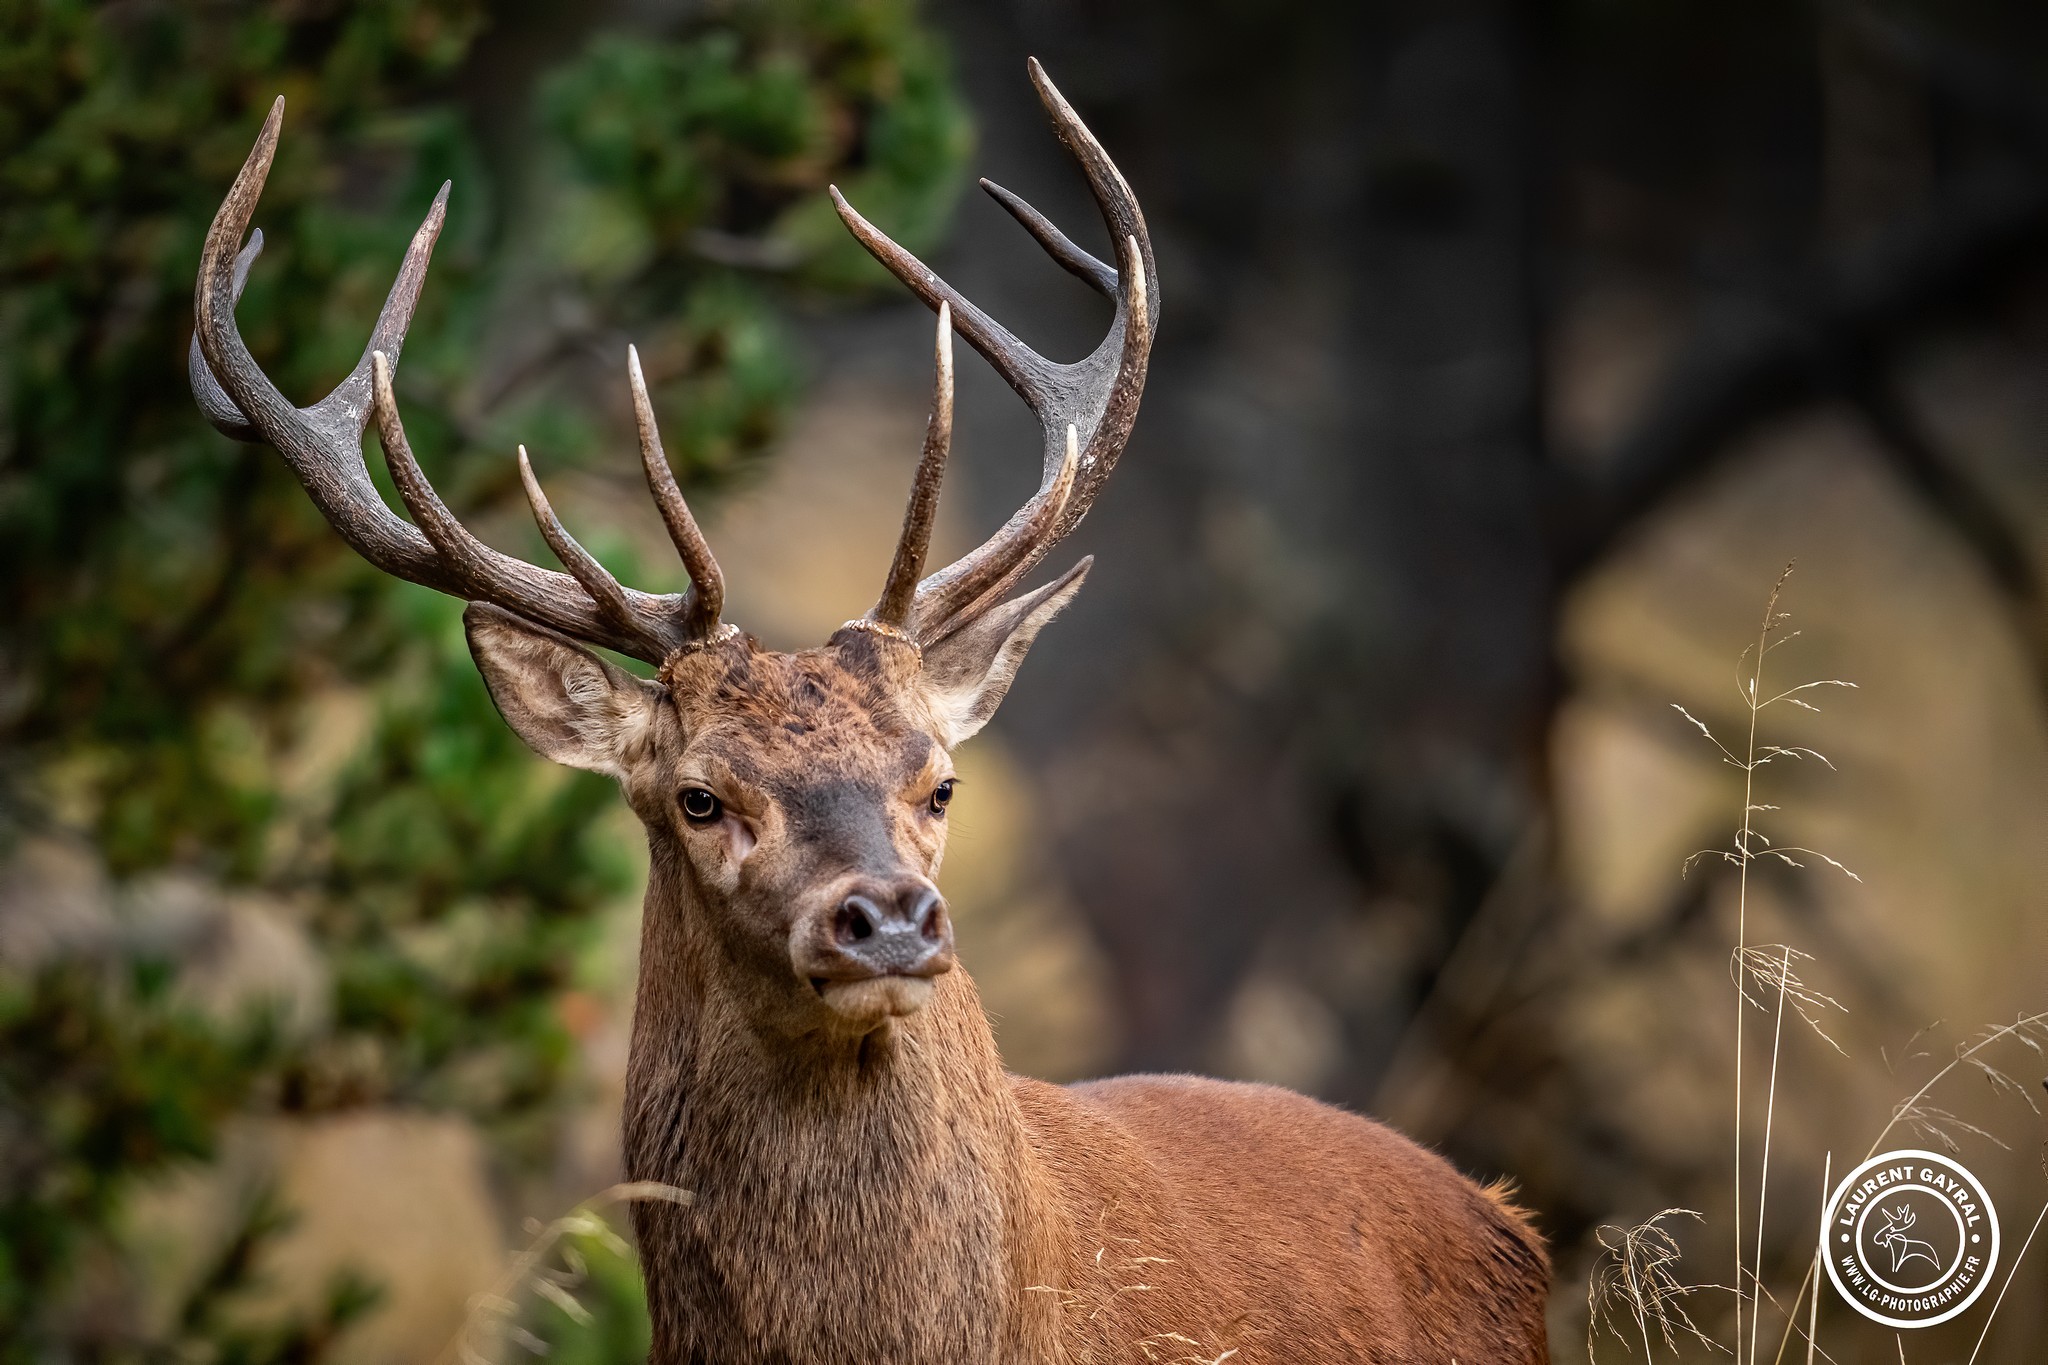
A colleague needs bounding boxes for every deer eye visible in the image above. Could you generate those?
[928,779,955,816]
[679,788,722,825]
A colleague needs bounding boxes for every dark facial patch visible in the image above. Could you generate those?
[778,778,896,872]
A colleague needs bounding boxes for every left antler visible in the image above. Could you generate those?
[190,99,730,663]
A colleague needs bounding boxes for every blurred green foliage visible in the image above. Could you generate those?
[0,0,968,1358]
[519,1203,656,1365]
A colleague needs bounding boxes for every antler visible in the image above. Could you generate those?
[190,98,728,664]
[194,61,1149,662]
[840,58,1157,645]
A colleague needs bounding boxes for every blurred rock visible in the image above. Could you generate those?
[262,1112,506,1364]
[0,835,327,1037]
[131,1112,507,1365]
[0,835,118,965]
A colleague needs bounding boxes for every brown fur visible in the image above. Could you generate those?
[463,609,1551,1364]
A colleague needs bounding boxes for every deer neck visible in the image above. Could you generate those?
[621,845,1059,1364]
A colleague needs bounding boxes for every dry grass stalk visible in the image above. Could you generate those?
[1749,946,1794,1365]
[1133,1331,1241,1365]
[1748,1269,1841,1365]
[1804,1154,1826,1365]
[1673,566,1858,1365]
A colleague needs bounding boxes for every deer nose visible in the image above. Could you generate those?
[825,882,953,980]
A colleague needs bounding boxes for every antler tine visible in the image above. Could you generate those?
[516,445,672,658]
[978,179,1117,297]
[193,98,288,427]
[1065,228,1153,524]
[194,99,701,665]
[368,357,683,660]
[309,176,451,434]
[828,186,1060,413]
[833,61,1157,647]
[1024,58,1151,268]
[370,351,500,586]
[627,345,728,640]
[1025,49,1159,522]
[189,228,266,439]
[871,302,956,629]
[913,424,1079,633]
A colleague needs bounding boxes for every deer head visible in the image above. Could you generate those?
[190,60,1156,1040]
[1873,1205,1915,1243]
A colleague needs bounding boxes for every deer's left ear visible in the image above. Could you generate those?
[916,558,1090,748]
[464,602,664,778]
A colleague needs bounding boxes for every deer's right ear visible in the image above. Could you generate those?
[464,603,662,777]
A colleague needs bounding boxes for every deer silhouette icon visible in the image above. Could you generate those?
[1872,1205,1942,1276]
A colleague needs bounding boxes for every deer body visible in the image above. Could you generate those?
[590,639,1546,1364]
[624,807,1546,1365]
[191,58,1551,1364]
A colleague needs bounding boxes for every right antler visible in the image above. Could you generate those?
[190,99,728,665]
[840,58,1158,645]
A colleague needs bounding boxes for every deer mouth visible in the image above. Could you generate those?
[810,973,937,1023]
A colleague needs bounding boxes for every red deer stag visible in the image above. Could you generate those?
[191,60,1550,1365]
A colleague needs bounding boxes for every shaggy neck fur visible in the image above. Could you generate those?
[622,844,1064,1365]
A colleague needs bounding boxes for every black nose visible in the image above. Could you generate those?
[829,883,952,978]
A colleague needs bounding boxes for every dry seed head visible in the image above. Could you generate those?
[1731,945,1848,1055]
[1585,1209,1727,1362]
